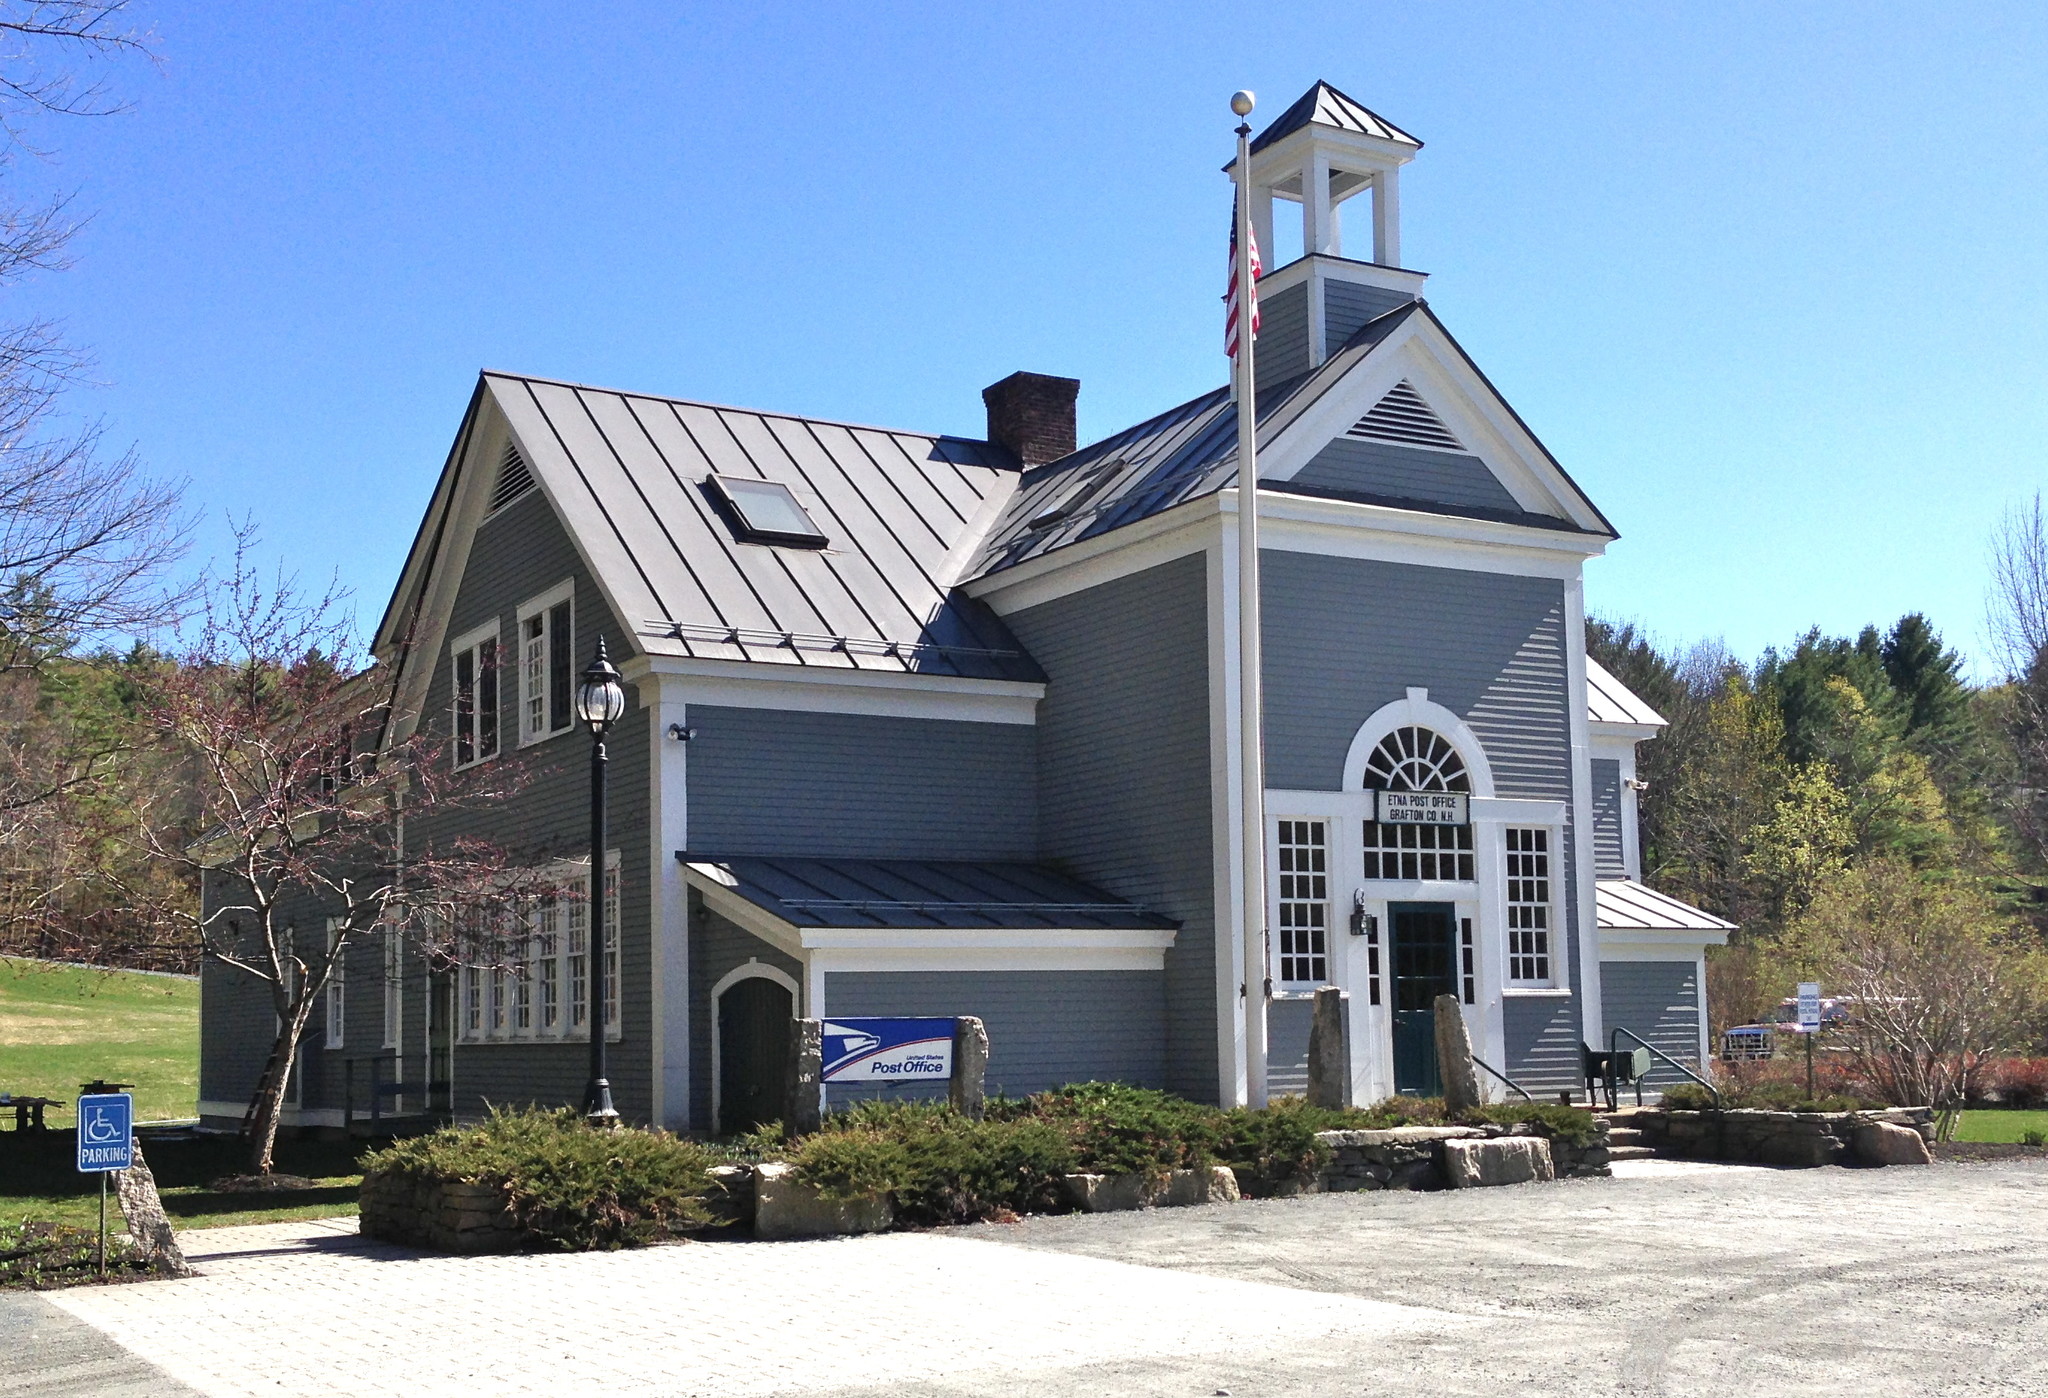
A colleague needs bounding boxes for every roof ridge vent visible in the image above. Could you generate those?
[1345,380,1462,451]
[488,441,536,513]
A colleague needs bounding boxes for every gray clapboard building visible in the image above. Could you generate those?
[197,81,1731,1133]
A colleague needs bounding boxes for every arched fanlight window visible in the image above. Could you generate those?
[1363,725,1470,794]
[1362,725,1475,881]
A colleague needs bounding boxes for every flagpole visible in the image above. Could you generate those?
[1230,90,1269,1108]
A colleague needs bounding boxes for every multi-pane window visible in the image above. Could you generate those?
[450,625,500,769]
[458,857,620,1043]
[1506,827,1553,985]
[323,919,345,1049]
[1362,822,1474,881]
[1361,725,1475,880]
[1275,819,1329,985]
[518,584,575,745]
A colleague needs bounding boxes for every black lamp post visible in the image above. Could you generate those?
[576,637,626,1128]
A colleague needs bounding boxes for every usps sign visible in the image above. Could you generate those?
[76,1093,133,1173]
[821,1018,955,1083]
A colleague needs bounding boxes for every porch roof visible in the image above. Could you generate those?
[1596,879,1735,933]
[678,855,1178,931]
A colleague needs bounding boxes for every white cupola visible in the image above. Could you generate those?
[1229,82,1428,387]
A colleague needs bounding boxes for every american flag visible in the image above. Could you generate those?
[1225,198,1261,358]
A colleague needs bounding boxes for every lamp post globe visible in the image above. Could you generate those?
[579,636,623,1128]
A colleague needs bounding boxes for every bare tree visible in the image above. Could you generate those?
[105,531,537,1172]
[1987,492,2048,871]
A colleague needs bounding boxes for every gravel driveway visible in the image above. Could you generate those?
[4,1158,2044,1397]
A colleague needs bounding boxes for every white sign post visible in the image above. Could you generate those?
[1795,982,1821,1102]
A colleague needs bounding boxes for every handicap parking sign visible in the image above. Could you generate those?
[76,1093,134,1172]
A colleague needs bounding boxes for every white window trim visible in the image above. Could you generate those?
[1503,823,1562,989]
[323,918,345,1050]
[457,850,621,1046]
[515,579,576,749]
[1269,815,1333,991]
[381,919,401,1052]
[448,619,503,771]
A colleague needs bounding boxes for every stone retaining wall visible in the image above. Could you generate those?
[1309,1121,1610,1194]
[359,1171,523,1253]
[1636,1106,1935,1167]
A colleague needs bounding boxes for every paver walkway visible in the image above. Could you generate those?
[17,1159,2048,1396]
[36,1215,1461,1397]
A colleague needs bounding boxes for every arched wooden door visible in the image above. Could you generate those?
[718,976,792,1136]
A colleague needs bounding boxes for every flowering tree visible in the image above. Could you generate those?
[106,536,538,1173]
[1785,859,2043,1107]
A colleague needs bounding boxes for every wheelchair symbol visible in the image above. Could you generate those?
[82,1105,125,1144]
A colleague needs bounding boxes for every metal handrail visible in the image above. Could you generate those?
[1470,1054,1533,1101]
[1609,1026,1721,1109]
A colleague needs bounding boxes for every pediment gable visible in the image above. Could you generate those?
[1260,307,1614,536]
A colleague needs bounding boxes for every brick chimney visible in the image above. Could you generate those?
[982,371,1079,467]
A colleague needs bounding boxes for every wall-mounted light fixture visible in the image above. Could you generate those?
[667,724,697,742]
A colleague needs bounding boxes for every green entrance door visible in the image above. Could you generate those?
[1390,902,1458,1097]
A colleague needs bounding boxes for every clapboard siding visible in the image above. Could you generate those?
[1600,960,1703,1083]
[1504,993,1581,1092]
[1267,998,1312,1097]
[1005,554,1216,1101]
[403,487,657,1123]
[689,897,803,1131]
[197,869,287,1120]
[1254,281,1311,398]
[1288,438,1521,514]
[684,707,1036,861]
[821,970,1165,1106]
[1590,758,1626,878]
[1324,280,1415,347]
[1260,553,1571,800]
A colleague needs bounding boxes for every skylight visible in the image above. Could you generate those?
[708,475,828,547]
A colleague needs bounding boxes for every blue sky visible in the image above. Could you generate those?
[17,2,2048,673]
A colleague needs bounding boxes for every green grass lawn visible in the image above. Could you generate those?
[0,958,362,1233]
[0,1130,364,1232]
[1954,1109,2048,1144]
[0,958,198,1122]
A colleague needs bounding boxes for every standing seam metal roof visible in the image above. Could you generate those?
[1249,80,1423,154]
[484,372,1044,683]
[682,856,1178,931]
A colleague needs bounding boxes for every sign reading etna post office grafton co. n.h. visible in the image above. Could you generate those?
[1374,791,1470,826]
[821,1018,955,1083]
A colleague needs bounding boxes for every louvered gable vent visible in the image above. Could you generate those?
[1345,380,1463,452]
[488,442,536,513]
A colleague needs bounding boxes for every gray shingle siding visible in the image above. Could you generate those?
[1260,552,1570,800]
[1600,960,1703,1083]
[1267,998,1312,1097]
[197,872,280,1120]
[820,970,1164,1107]
[689,896,802,1131]
[684,707,1036,861]
[1004,554,1217,1101]
[1324,280,1416,347]
[1590,758,1625,877]
[1504,994,1581,1092]
[395,486,657,1123]
[1254,282,1310,398]
[1288,438,1521,514]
